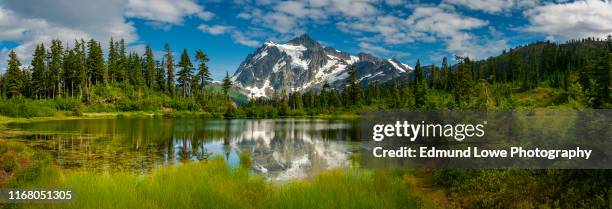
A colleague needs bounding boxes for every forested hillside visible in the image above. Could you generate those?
[0,39,241,117]
[0,36,610,118]
[243,36,611,117]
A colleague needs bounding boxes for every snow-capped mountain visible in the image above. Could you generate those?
[231,34,412,98]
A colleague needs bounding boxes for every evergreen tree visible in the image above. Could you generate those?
[75,40,88,97]
[453,56,474,107]
[30,44,46,98]
[108,38,118,82]
[588,37,611,108]
[320,81,330,108]
[389,77,400,108]
[4,51,23,98]
[289,92,302,110]
[164,43,175,96]
[129,52,145,88]
[118,39,128,84]
[177,49,194,97]
[222,72,232,98]
[144,45,156,88]
[194,50,212,91]
[279,96,289,116]
[476,62,485,82]
[49,40,63,98]
[155,60,165,91]
[442,57,451,90]
[87,39,105,85]
[431,64,440,89]
[413,60,427,108]
[329,89,342,108]
[345,65,362,106]
[62,46,79,97]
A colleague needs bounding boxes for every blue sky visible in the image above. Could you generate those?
[0,0,611,80]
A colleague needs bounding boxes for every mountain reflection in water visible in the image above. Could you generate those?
[8,118,360,181]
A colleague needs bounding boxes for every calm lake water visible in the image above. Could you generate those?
[7,118,360,181]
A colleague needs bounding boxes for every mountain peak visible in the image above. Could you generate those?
[287,34,320,48]
[232,35,412,98]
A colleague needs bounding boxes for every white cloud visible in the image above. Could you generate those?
[227,0,505,58]
[359,42,410,58]
[407,6,504,58]
[523,0,612,41]
[232,32,261,47]
[0,0,138,68]
[443,0,540,14]
[274,1,325,19]
[359,42,391,54]
[407,7,488,38]
[125,0,214,25]
[197,24,260,47]
[384,0,405,6]
[236,0,381,37]
[0,0,222,70]
[198,24,234,35]
[445,32,509,59]
[339,6,498,58]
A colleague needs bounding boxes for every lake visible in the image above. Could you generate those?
[6,118,361,181]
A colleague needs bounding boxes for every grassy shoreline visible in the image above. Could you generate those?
[0,112,427,209]
[1,153,421,209]
[0,111,361,128]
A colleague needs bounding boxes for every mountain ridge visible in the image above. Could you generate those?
[231,34,412,98]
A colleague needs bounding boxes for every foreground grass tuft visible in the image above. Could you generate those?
[10,159,418,209]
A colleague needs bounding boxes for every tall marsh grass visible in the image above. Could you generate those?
[14,159,419,209]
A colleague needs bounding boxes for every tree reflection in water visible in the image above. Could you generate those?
[8,118,359,180]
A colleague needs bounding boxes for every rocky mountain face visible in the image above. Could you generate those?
[231,34,412,98]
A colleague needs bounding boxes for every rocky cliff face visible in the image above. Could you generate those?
[231,34,412,98]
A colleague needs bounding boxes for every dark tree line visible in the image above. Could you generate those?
[0,35,610,117]
[244,35,611,117]
[0,38,215,101]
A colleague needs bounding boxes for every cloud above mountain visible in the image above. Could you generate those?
[0,0,137,66]
[0,0,610,75]
[523,0,612,41]
[126,0,214,26]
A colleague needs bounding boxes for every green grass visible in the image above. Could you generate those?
[7,159,419,209]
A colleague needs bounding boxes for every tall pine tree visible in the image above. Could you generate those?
[413,60,427,108]
[155,60,165,91]
[222,72,232,98]
[87,39,105,85]
[194,50,212,92]
[177,49,193,97]
[118,39,128,84]
[30,44,46,99]
[164,43,175,96]
[144,45,156,88]
[345,65,362,106]
[453,56,474,107]
[49,40,63,98]
[108,38,118,82]
[588,36,611,108]
[5,51,23,98]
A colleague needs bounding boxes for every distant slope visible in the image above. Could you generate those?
[231,34,412,98]
[205,83,250,105]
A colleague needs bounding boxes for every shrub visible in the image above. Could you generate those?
[166,98,200,111]
[0,98,56,117]
[53,98,82,111]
